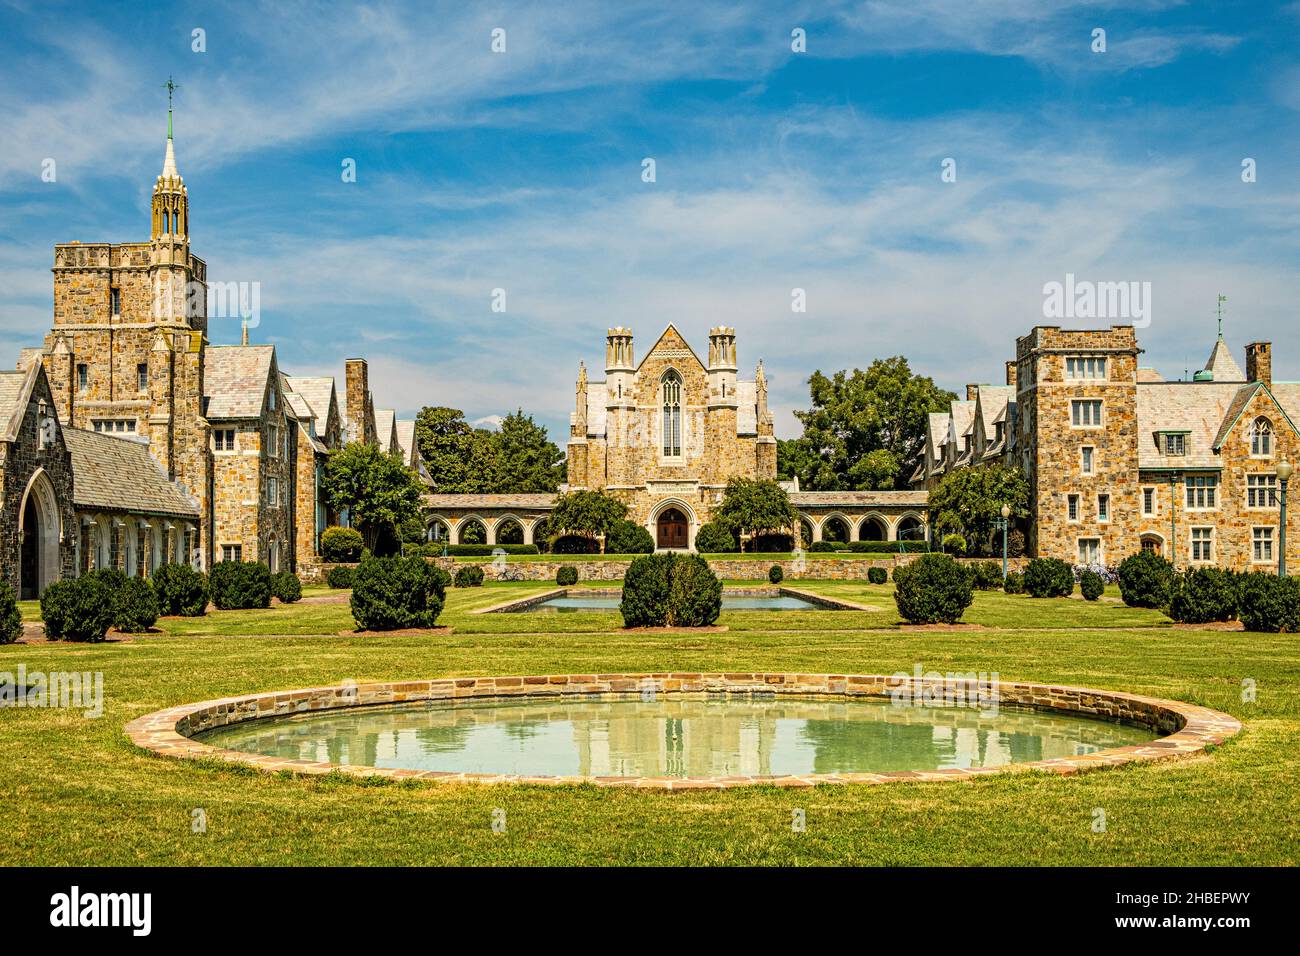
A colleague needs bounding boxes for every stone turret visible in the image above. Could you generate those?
[605,327,635,406]
[149,96,198,330]
[707,326,737,408]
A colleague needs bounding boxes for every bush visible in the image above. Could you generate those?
[1079,569,1105,601]
[1168,567,1239,624]
[968,560,1003,591]
[845,541,928,554]
[892,553,975,624]
[441,544,540,557]
[941,533,967,555]
[271,571,302,604]
[454,565,485,588]
[113,577,159,632]
[768,565,784,584]
[209,561,272,610]
[350,555,445,631]
[551,535,599,554]
[620,553,721,628]
[754,533,794,552]
[39,579,77,639]
[1238,573,1300,632]
[694,521,737,553]
[326,565,356,589]
[1117,551,1174,609]
[151,563,209,616]
[808,541,835,553]
[1003,569,1025,594]
[60,576,116,643]
[0,581,21,645]
[320,526,364,563]
[605,520,655,554]
[867,566,888,585]
[1023,558,1074,598]
[556,565,578,586]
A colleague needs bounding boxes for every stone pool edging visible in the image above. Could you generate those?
[123,673,1241,791]
[474,586,870,614]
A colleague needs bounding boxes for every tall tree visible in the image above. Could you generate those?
[493,409,566,492]
[549,490,628,539]
[414,406,564,493]
[320,442,424,551]
[714,477,797,551]
[928,464,1029,557]
[792,358,956,491]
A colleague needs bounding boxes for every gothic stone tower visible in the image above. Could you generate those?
[567,324,776,548]
[40,95,212,560]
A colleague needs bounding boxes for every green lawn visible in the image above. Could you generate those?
[2,580,1296,866]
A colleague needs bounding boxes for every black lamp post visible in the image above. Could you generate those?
[1278,460,1293,577]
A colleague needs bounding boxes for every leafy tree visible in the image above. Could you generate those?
[714,477,796,552]
[549,490,628,546]
[414,407,498,493]
[791,358,956,490]
[927,464,1029,557]
[493,409,566,492]
[321,441,424,551]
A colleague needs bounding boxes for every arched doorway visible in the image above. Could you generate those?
[896,514,926,543]
[822,515,850,544]
[18,470,61,599]
[495,518,524,545]
[859,515,888,541]
[656,508,688,550]
[458,518,486,545]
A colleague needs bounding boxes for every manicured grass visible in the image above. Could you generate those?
[2,581,1295,866]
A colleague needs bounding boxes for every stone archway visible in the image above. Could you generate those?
[18,469,61,599]
[859,514,889,541]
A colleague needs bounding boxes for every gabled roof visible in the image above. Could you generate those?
[285,376,337,427]
[636,323,706,373]
[1211,382,1300,451]
[63,428,199,518]
[0,363,40,443]
[926,412,950,462]
[974,385,1013,436]
[1202,337,1246,382]
[395,419,418,466]
[1135,382,1241,469]
[203,345,276,420]
[375,408,396,453]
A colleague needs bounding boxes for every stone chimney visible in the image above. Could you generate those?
[1005,360,1017,388]
[966,384,979,402]
[1246,342,1272,385]
[344,358,374,444]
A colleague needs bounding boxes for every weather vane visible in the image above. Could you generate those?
[1217,294,1227,337]
[164,75,179,109]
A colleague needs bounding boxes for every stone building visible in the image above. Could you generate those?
[920,322,1299,571]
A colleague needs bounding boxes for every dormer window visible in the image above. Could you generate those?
[1251,417,1272,457]
[1161,432,1187,457]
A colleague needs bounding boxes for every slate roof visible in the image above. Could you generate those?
[423,493,559,510]
[0,366,36,443]
[63,428,199,518]
[203,346,275,420]
[395,420,418,466]
[375,409,396,452]
[1135,382,1241,469]
[285,376,336,426]
[790,491,929,508]
[975,386,1014,435]
[1202,337,1246,382]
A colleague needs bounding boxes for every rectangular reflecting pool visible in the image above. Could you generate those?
[507,589,833,613]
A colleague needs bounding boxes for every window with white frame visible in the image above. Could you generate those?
[1071,400,1103,427]
[92,419,136,434]
[1066,356,1107,380]
[137,363,148,393]
[1247,474,1278,508]
[1081,446,1095,475]
[1097,493,1110,522]
[1251,417,1273,457]
[661,371,682,457]
[221,544,242,563]
[1078,538,1101,564]
[267,477,278,506]
[1067,494,1080,521]
[1253,527,1275,563]
[1162,433,1187,456]
[76,364,88,392]
[213,428,236,451]
[1142,487,1156,516]
[1191,527,1214,562]
[1185,475,1218,509]
[267,424,279,458]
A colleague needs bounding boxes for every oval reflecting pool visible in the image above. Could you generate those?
[193,694,1156,778]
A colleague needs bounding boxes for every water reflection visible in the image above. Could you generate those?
[521,595,820,613]
[196,695,1155,778]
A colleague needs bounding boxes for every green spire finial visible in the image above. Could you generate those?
[1217,294,1227,339]
[163,76,179,139]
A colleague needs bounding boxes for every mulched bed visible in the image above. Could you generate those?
[898,622,988,631]
[1171,620,1245,631]
[337,627,455,637]
[618,625,729,634]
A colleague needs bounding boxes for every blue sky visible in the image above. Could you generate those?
[1,0,1297,440]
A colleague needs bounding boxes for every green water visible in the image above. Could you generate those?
[521,594,820,612]
[195,695,1156,778]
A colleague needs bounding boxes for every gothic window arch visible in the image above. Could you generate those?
[661,370,682,457]
[1251,417,1273,457]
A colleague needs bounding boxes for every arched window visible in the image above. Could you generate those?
[1251,417,1273,457]
[662,371,682,457]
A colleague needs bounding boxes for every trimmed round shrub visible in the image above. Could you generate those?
[809,541,835,553]
[1079,569,1105,601]
[271,571,302,604]
[620,553,721,628]
[1238,573,1300,633]
[969,560,1003,591]
[320,526,363,563]
[61,576,116,643]
[867,566,888,585]
[666,554,723,627]
[1117,551,1174,609]
[454,565,485,588]
[1003,569,1025,594]
[39,579,78,639]
[605,520,655,555]
[1168,567,1239,624]
[693,521,737,553]
[350,555,445,631]
[551,534,600,554]
[326,565,356,589]
[893,553,974,624]
[113,577,159,632]
[942,533,967,555]
[556,565,578,586]
[768,564,784,584]
[0,581,21,645]
[209,561,272,610]
[1023,558,1074,598]
[152,563,209,616]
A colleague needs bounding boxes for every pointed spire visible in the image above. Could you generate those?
[161,76,180,180]
[577,360,587,388]
[756,358,766,386]
[241,320,249,346]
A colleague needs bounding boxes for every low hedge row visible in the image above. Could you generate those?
[807,541,928,554]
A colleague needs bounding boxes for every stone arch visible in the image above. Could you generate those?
[494,515,525,546]
[425,517,450,543]
[455,516,487,545]
[858,513,889,541]
[528,517,551,549]
[648,497,698,551]
[1139,533,1166,557]
[820,513,852,544]
[797,517,814,549]
[895,512,927,543]
[17,468,62,598]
